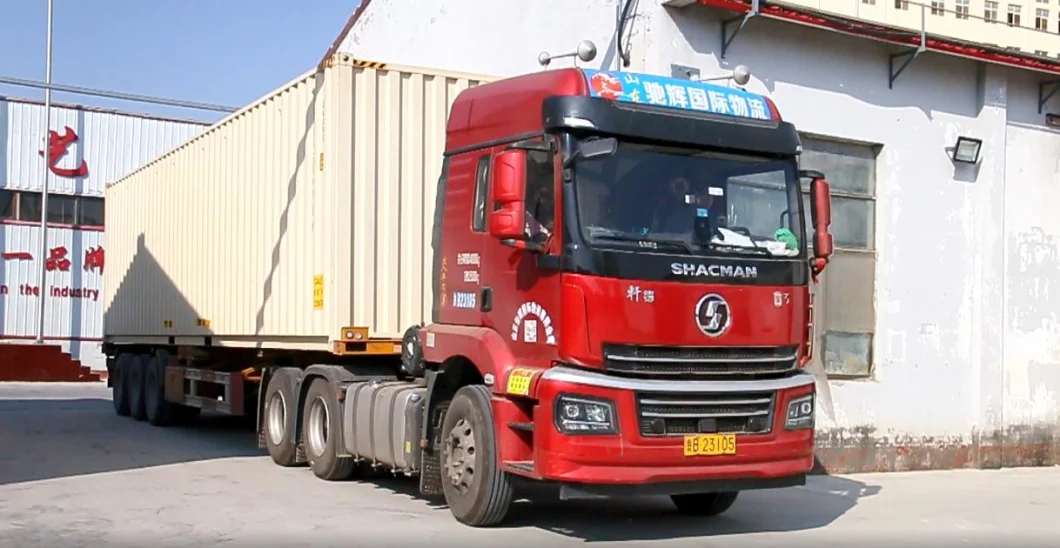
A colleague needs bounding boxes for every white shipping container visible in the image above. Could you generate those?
[104,55,494,351]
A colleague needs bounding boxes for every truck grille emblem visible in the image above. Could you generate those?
[695,294,732,337]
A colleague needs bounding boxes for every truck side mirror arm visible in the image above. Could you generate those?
[501,238,546,253]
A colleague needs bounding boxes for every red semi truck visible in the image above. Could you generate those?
[103,56,833,527]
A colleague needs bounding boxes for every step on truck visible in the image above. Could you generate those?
[102,48,834,527]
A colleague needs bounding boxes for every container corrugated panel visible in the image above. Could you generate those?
[0,97,209,196]
[104,55,494,350]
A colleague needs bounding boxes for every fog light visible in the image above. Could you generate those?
[785,394,815,430]
[554,394,617,435]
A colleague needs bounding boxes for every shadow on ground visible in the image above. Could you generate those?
[369,463,879,541]
[0,384,261,486]
[0,383,880,541]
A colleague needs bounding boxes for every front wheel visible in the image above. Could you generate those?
[440,384,514,527]
[671,491,740,516]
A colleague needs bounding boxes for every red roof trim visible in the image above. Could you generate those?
[697,0,1060,77]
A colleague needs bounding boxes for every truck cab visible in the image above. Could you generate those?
[419,67,833,524]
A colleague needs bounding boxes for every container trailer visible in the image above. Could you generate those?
[103,50,834,527]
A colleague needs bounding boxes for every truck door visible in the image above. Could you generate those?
[477,144,562,367]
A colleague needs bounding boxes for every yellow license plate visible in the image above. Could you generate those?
[683,434,738,457]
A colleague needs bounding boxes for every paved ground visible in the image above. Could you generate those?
[0,382,1057,547]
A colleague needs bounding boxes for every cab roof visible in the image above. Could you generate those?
[445,68,780,153]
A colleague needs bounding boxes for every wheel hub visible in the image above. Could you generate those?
[444,418,476,494]
[266,392,286,446]
[306,396,330,457]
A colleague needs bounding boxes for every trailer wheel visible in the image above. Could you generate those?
[440,384,514,527]
[302,378,356,481]
[670,491,740,516]
[263,368,304,467]
[127,354,149,421]
[144,354,175,427]
[112,353,133,417]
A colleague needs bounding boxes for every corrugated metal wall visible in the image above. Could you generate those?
[0,225,103,362]
[0,98,207,196]
[104,56,493,349]
[1,99,210,369]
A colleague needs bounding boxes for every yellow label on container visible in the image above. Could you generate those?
[313,275,324,310]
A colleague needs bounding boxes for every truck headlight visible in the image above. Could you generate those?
[554,394,618,435]
[785,394,815,430]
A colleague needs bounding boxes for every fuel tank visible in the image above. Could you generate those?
[342,379,427,472]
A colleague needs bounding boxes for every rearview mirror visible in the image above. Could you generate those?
[563,137,618,168]
[488,150,527,241]
[800,169,833,281]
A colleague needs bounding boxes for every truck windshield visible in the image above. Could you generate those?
[572,140,804,258]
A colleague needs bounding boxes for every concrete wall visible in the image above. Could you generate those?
[340,0,1060,471]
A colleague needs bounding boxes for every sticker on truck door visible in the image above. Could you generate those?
[511,301,556,345]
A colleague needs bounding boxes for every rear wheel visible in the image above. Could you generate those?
[144,353,176,426]
[111,354,132,417]
[670,491,740,516]
[440,384,514,527]
[127,354,148,421]
[263,368,304,466]
[302,378,355,481]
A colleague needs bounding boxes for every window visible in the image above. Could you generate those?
[18,192,41,222]
[1008,4,1022,26]
[894,0,909,9]
[862,0,876,5]
[471,155,490,232]
[956,0,970,18]
[524,149,555,242]
[1037,8,1050,28]
[0,190,14,220]
[0,190,105,227]
[931,0,945,15]
[46,194,77,225]
[799,136,878,378]
[986,1,999,21]
[79,197,105,227]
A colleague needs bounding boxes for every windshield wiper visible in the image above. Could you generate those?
[592,234,695,253]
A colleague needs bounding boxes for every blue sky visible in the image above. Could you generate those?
[0,0,360,123]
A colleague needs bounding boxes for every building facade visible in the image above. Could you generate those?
[337,0,1060,471]
[786,0,1060,57]
[1,97,208,370]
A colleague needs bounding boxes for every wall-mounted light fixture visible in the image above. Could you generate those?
[951,136,982,164]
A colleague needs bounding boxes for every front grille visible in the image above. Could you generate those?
[636,391,776,437]
[603,344,799,380]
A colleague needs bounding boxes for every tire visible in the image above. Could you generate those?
[112,353,132,417]
[302,377,356,481]
[144,353,176,427]
[670,491,740,516]
[263,368,305,467]
[127,354,148,421]
[440,384,514,527]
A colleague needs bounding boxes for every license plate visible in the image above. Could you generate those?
[683,434,737,457]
